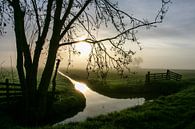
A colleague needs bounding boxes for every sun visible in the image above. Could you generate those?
[75,37,92,56]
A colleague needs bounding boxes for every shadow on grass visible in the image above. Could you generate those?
[0,88,86,128]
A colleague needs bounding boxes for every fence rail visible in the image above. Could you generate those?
[0,79,22,104]
[145,70,182,84]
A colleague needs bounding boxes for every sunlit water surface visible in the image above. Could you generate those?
[57,71,145,124]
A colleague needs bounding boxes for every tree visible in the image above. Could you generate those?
[0,0,171,122]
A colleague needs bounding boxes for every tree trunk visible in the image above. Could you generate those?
[13,1,37,119]
[52,59,61,98]
[37,1,63,117]
[37,37,59,117]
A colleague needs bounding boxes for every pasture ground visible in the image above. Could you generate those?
[0,68,195,129]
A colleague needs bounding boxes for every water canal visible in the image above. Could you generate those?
[58,71,145,123]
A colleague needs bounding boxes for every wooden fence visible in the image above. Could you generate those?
[0,79,22,104]
[145,70,182,84]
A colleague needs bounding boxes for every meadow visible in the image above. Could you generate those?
[65,68,195,99]
[0,68,195,129]
[50,68,195,129]
[51,82,195,129]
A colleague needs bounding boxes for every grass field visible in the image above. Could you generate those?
[51,83,195,129]
[64,68,195,99]
[0,68,195,128]
[0,68,86,128]
[48,68,195,129]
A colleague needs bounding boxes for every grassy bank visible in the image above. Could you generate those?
[68,69,193,99]
[1,69,195,128]
[0,73,86,128]
[87,79,187,99]
[49,83,195,129]
[48,69,195,129]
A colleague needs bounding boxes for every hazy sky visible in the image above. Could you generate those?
[121,0,195,69]
[0,0,195,70]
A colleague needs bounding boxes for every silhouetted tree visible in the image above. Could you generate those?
[0,0,171,122]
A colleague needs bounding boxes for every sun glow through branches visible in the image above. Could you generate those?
[75,37,92,56]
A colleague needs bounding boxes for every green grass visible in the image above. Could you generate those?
[46,83,195,129]
[87,78,188,100]
[1,68,195,128]
[64,68,194,99]
[0,69,86,128]
[40,75,86,125]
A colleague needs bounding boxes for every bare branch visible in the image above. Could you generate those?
[60,0,92,39]
[60,0,74,25]
[31,0,41,38]
[6,0,13,6]
[58,20,159,47]
[40,0,53,39]
[53,0,63,27]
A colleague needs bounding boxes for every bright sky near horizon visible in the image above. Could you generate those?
[0,0,195,70]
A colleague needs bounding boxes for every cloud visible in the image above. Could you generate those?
[127,0,195,50]
[0,0,195,69]
[118,0,195,69]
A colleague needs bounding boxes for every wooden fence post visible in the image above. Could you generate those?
[52,59,61,99]
[5,79,10,104]
[145,71,150,84]
[166,70,170,80]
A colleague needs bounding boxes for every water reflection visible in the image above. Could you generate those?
[58,71,145,124]
[74,82,89,94]
[58,71,90,94]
